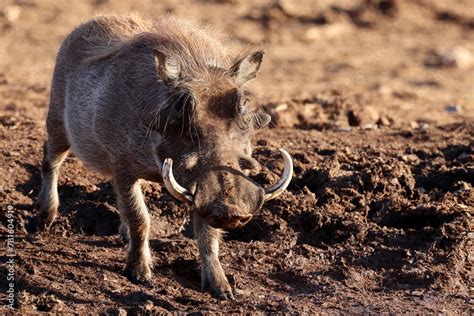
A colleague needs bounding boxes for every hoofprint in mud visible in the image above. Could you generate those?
[36,15,293,300]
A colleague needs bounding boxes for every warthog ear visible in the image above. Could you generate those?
[230,50,265,84]
[155,50,180,81]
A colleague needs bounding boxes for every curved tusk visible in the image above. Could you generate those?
[264,148,293,202]
[162,158,193,203]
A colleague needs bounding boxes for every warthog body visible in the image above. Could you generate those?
[37,15,292,299]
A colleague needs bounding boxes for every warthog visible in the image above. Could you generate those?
[37,15,292,299]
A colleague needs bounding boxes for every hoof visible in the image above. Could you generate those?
[125,261,153,284]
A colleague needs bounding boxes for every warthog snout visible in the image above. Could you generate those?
[162,148,293,229]
[190,168,266,229]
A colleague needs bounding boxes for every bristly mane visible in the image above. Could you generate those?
[82,15,233,84]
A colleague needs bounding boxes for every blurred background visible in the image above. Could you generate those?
[0,0,473,127]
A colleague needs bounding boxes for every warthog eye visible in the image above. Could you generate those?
[235,108,252,130]
[232,94,253,130]
[230,93,246,117]
[237,98,249,116]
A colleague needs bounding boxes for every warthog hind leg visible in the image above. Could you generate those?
[37,139,70,229]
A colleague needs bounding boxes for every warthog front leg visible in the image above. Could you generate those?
[193,214,234,300]
[113,173,153,283]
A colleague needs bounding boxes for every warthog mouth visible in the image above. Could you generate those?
[206,212,253,229]
[161,148,293,205]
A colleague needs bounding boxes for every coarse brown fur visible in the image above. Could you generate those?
[36,14,271,300]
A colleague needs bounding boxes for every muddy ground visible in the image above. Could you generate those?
[0,0,473,314]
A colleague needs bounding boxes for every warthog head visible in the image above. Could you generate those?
[156,50,292,229]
